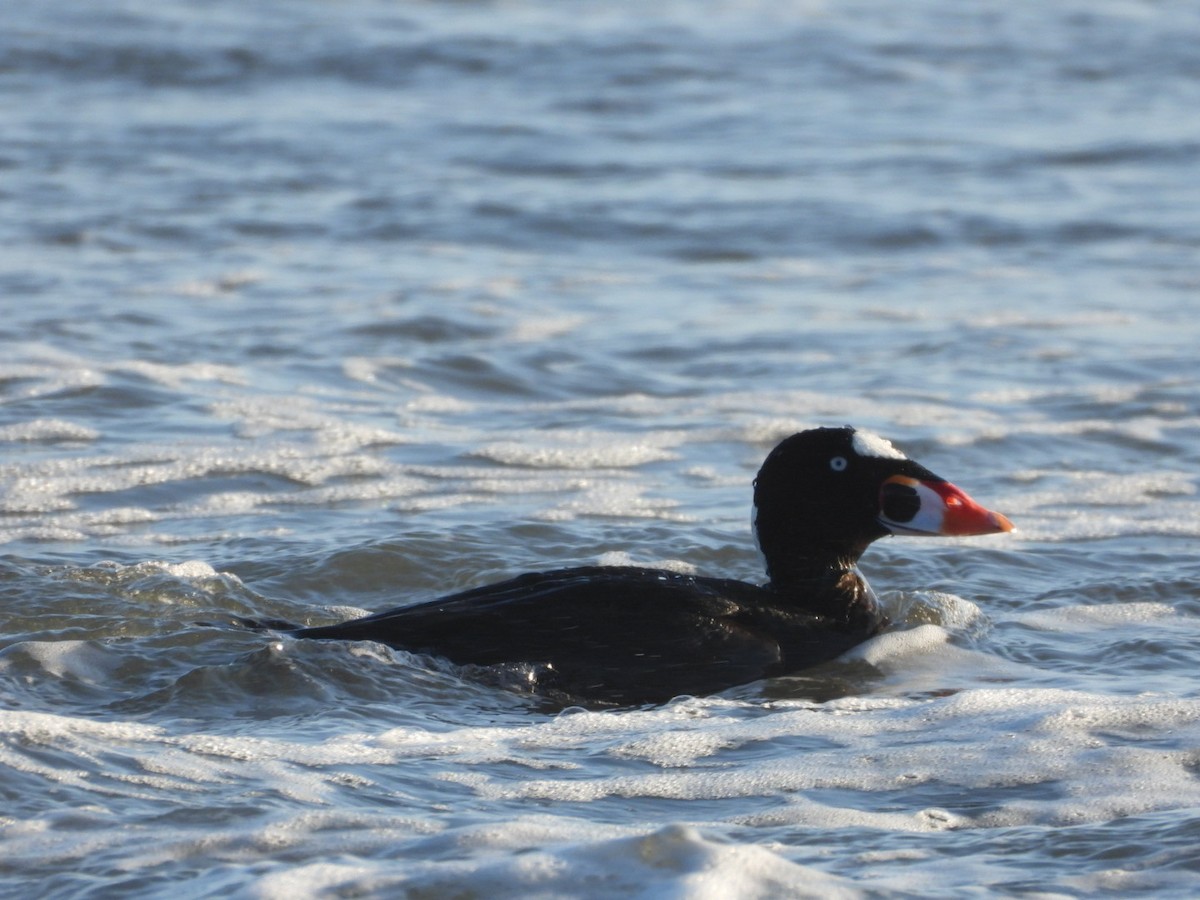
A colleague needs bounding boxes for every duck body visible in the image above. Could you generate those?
[293,564,881,705]
[289,427,1012,705]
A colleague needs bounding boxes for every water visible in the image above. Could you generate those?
[3,0,1200,895]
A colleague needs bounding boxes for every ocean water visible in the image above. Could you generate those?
[3,0,1200,896]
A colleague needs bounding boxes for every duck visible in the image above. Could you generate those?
[289,426,1012,705]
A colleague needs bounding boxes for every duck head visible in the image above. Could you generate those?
[752,426,1012,586]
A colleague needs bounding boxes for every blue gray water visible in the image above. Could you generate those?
[3,1,1200,896]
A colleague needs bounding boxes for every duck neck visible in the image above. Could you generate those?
[763,538,864,586]
[763,544,882,629]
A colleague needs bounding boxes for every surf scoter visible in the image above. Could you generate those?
[290,427,1012,705]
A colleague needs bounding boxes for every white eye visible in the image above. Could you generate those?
[830,456,848,471]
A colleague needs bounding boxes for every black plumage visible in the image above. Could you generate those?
[289,427,1011,705]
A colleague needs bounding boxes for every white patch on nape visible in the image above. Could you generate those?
[751,501,763,559]
[852,429,907,460]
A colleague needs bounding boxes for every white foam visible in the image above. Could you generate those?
[535,481,694,523]
[5,683,1200,892]
[0,709,162,746]
[1,640,122,684]
[0,354,105,403]
[154,560,224,579]
[844,623,951,666]
[734,793,972,833]
[118,360,247,388]
[993,466,1200,540]
[471,431,684,470]
[0,419,99,443]
[59,559,235,590]
[209,397,413,450]
[166,270,263,297]
[971,311,1136,330]
[403,393,477,413]
[938,415,1200,449]
[886,590,987,633]
[251,823,859,900]
[1013,602,1179,632]
[508,314,588,342]
[407,689,1200,831]
[342,356,416,386]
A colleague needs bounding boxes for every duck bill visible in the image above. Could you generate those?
[879,475,1014,537]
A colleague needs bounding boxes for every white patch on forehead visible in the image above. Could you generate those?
[852,430,907,460]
